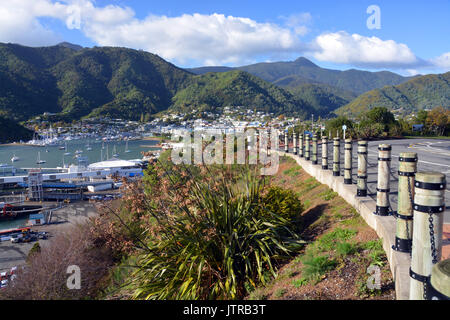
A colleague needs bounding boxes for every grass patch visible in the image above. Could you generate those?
[336,241,358,257]
[316,228,358,252]
[301,253,337,283]
[292,277,308,288]
[283,166,301,177]
[320,189,338,201]
[362,239,386,267]
[274,288,287,298]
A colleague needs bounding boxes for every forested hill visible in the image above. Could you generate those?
[0,43,322,121]
[171,70,315,118]
[335,72,450,117]
[188,57,413,95]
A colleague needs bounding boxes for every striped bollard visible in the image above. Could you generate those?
[293,132,298,155]
[357,140,368,197]
[312,134,318,165]
[299,132,304,157]
[305,134,310,160]
[344,138,352,184]
[410,172,446,300]
[427,259,450,300]
[374,144,392,216]
[332,137,340,176]
[284,130,288,153]
[393,152,417,253]
[322,136,328,170]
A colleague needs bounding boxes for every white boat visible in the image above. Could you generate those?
[112,145,119,158]
[11,154,19,162]
[125,140,131,153]
[36,152,46,164]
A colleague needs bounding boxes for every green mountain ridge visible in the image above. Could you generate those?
[335,72,450,117]
[187,57,413,95]
[171,70,315,118]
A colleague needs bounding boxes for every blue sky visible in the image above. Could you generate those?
[1,0,449,75]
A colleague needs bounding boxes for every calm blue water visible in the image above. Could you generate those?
[0,138,159,169]
[0,138,159,231]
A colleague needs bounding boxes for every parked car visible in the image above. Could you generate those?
[10,234,21,243]
[0,272,7,281]
[0,279,8,288]
[37,232,48,240]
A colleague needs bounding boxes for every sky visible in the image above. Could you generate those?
[0,0,449,75]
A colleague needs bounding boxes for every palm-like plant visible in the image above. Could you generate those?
[130,164,305,300]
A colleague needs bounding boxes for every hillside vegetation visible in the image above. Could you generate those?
[336,72,450,117]
[171,71,315,118]
[0,116,33,143]
[189,57,412,96]
[0,43,325,121]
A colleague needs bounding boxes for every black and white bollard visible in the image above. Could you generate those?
[322,136,328,170]
[409,172,446,300]
[393,152,418,253]
[305,134,310,160]
[374,144,392,216]
[284,130,289,153]
[357,140,368,197]
[333,137,340,176]
[299,132,304,158]
[426,258,450,300]
[344,138,352,184]
[312,134,318,165]
[293,132,298,155]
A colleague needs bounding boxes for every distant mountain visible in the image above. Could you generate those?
[186,57,412,96]
[185,57,414,114]
[0,116,33,143]
[335,72,450,117]
[238,58,413,95]
[186,66,234,75]
[171,70,315,118]
[57,42,83,51]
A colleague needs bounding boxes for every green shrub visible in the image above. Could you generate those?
[130,167,306,300]
[260,186,304,221]
[27,242,41,263]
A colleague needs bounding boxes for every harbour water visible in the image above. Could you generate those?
[0,138,159,169]
[0,138,159,231]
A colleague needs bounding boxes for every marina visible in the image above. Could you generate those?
[0,137,161,231]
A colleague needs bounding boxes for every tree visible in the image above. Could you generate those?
[365,107,395,126]
[426,106,450,136]
[326,116,353,138]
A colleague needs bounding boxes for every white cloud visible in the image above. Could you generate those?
[312,31,419,68]
[0,0,64,46]
[431,52,450,70]
[80,12,304,66]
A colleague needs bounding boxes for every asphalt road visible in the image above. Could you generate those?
[286,138,450,224]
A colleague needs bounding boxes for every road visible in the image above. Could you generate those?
[285,138,450,223]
